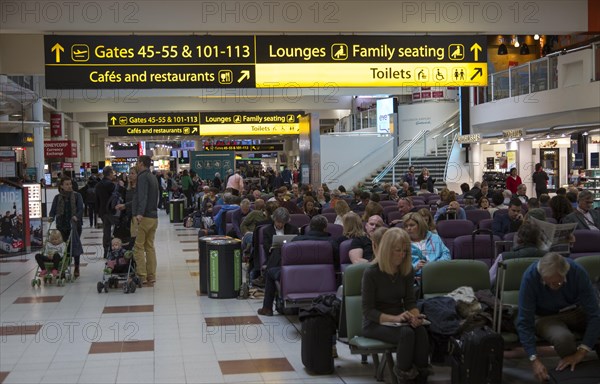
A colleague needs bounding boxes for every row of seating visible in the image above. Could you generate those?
[342,255,600,379]
[274,222,600,307]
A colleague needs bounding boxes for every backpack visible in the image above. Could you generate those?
[106,189,124,217]
[85,187,96,204]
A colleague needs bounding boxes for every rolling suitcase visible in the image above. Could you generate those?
[548,359,600,384]
[299,314,335,374]
[450,326,504,384]
[471,228,495,263]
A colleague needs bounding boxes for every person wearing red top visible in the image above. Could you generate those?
[506,167,523,194]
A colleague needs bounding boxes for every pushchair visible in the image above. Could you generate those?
[97,247,141,294]
[31,222,73,287]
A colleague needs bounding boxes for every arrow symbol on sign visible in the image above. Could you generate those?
[110,116,117,125]
[192,127,198,134]
[238,70,250,83]
[470,43,482,61]
[51,43,65,63]
[470,67,483,80]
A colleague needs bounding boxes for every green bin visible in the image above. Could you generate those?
[206,238,242,299]
[169,199,185,223]
[198,235,231,295]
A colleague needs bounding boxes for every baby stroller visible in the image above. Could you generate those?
[97,248,141,294]
[31,222,73,287]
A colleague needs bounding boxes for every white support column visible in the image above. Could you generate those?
[517,140,534,194]
[471,142,482,184]
[80,126,91,163]
[32,99,45,182]
[70,121,81,174]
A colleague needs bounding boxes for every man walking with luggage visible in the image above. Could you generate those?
[133,155,159,286]
[517,253,600,382]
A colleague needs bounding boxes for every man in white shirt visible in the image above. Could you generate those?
[226,169,245,196]
[562,190,600,230]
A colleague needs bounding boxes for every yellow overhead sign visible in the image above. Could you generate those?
[45,35,487,89]
[200,123,300,136]
[256,63,487,87]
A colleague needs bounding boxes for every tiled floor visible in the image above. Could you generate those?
[0,214,596,384]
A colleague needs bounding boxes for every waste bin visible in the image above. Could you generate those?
[206,238,242,299]
[198,235,230,295]
[169,199,185,223]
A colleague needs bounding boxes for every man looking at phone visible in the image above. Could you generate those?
[517,253,600,382]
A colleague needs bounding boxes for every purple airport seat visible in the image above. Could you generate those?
[436,220,476,255]
[452,233,502,266]
[386,211,405,226]
[289,214,310,229]
[466,209,493,226]
[570,230,600,259]
[478,218,494,231]
[380,200,398,207]
[383,205,399,217]
[411,198,426,206]
[326,223,344,241]
[339,239,353,272]
[503,232,516,243]
[321,207,336,214]
[280,241,337,307]
[258,225,268,267]
[322,213,337,223]
[546,217,557,224]
[493,209,508,218]
[425,194,441,204]
[413,204,429,212]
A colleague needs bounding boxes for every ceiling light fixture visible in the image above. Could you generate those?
[514,36,520,48]
[534,34,540,40]
[583,131,589,136]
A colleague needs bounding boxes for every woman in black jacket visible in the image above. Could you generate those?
[417,167,436,193]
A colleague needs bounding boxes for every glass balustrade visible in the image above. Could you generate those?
[478,42,599,105]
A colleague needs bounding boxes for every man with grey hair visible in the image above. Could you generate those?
[561,190,600,230]
[517,252,600,381]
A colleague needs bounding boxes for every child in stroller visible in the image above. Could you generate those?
[97,237,140,294]
[33,229,67,284]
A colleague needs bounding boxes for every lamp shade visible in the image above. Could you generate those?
[497,43,508,55]
[520,43,530,55]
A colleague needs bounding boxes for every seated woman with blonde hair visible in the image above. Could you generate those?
[362,228,431,382]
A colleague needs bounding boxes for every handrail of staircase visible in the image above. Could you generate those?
[443,132,459,183]
[372,109,460,185]
[372,130,429,184]
[332,136,396,181]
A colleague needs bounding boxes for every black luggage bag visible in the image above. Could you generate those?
[299,294,340,375]
[300,315,335,374]
[450,326,504,384]
[547,359,600,384]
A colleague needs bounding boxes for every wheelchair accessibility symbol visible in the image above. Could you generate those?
[434,68,447,81]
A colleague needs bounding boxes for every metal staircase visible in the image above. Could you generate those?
[369,111,459,190]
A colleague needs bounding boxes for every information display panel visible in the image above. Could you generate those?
[45,35,487,89]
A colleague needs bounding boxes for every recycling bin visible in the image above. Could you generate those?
[169,198,185,223]
[198,235,231,295]
[205,238,242,299]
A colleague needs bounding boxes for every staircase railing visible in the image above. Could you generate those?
[372,110,460,185]
[372,131,429,185]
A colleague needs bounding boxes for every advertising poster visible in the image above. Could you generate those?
[0,184,25,254]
